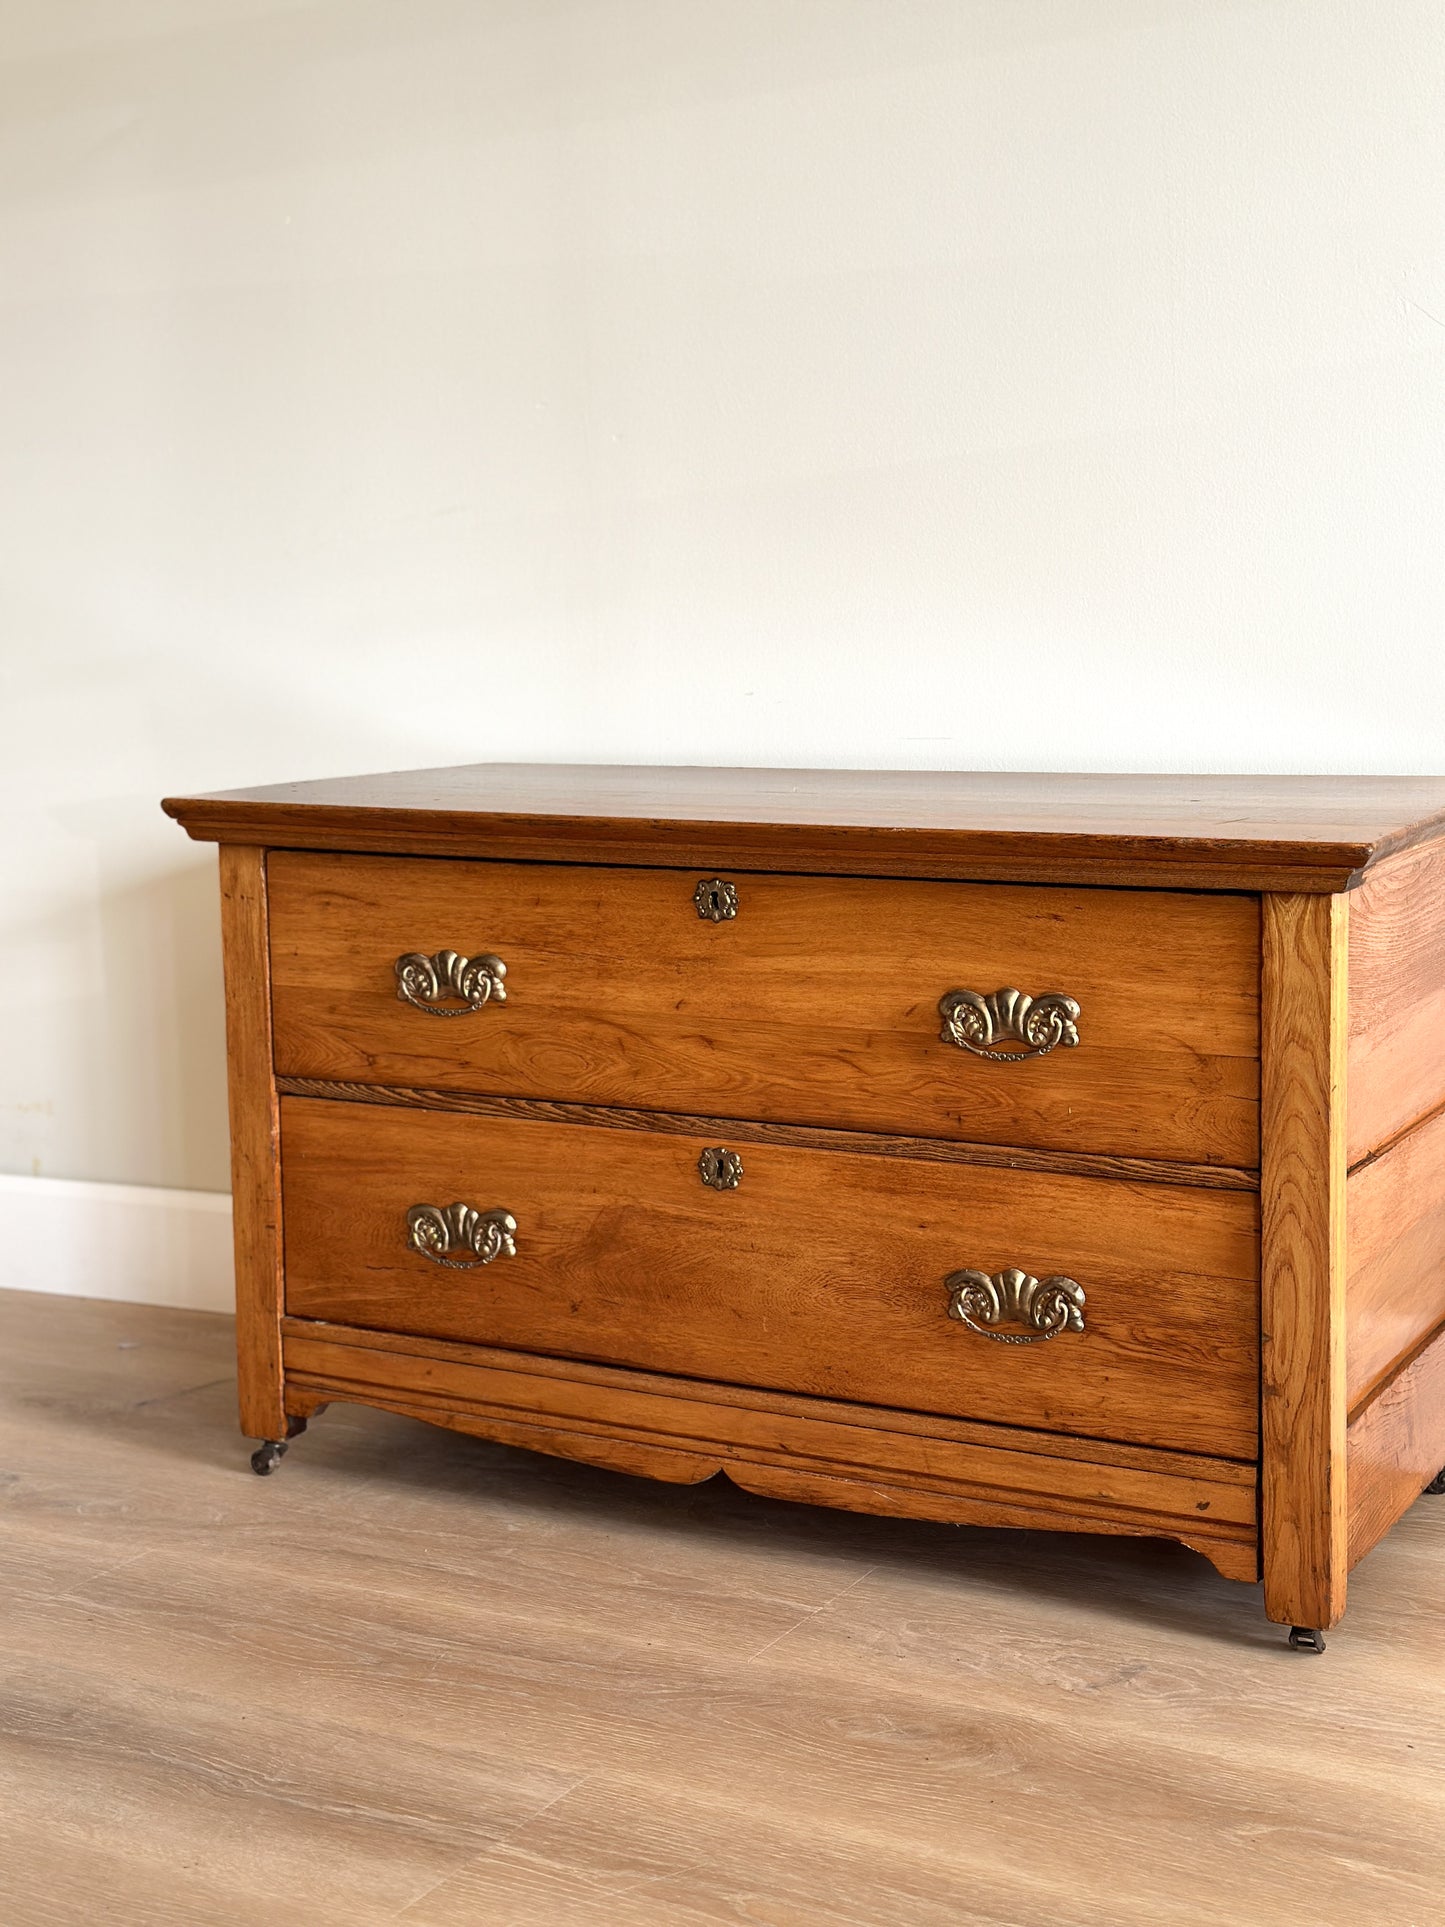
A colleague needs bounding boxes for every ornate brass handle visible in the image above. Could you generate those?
[946,1268,1086,1344]
[407,1203,517,1268]
[395,949,507,1016]
[938,987,1080,1060]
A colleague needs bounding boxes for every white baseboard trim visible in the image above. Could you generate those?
[0,1173,235,1314]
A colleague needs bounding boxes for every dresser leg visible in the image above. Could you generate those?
[249,1415,307,1476]
[1424,1467,1445,1495]
[1288,1626,1327,1654]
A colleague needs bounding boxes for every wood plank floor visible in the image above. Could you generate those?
[1,1288,1443,1927]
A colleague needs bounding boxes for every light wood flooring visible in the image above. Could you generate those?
[2,1286,1443,1927]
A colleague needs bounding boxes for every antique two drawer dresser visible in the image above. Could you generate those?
[164,766,1445,1650]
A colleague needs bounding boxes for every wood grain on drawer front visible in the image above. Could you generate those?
[268,854,1260,1167]
[279,1098,1261,1458]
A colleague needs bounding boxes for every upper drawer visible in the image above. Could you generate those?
[267,853,1260,1167]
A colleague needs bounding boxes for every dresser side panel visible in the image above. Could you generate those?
[1347,1319,1445,1568]
[218,845,287,1438]
[1346,1106,1445,1414]
[1348,838,1445,1165]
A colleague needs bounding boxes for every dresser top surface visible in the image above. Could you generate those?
[163,763,1445,892]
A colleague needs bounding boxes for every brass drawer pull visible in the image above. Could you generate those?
[938,987,1080,1060]
[698,1147,743,1190]
[407,1203,518,1268]
[694,878,738,922]
[946,1268,1086,1344]
[395,949,507,1016]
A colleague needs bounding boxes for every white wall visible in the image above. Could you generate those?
[2,1,1444,1204]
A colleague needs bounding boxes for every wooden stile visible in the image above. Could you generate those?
[217,846,288,1439]
[1260,893,1349,1630]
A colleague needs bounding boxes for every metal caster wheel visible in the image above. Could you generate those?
[1424,1466,1445,1496]
[1288,1626,1326,1654]
[249,1416,307,1476]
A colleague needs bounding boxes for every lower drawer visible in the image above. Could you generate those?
[279,1097,1261,1459]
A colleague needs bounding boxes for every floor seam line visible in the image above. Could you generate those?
[742,1562,879,1664]
[41,1544,155,1604]
[133,1376,233,1408]
[390,1772,595,1920]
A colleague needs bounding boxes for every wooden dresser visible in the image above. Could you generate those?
[163,767,1445,1650]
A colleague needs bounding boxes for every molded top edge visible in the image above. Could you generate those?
[162,764,1445,892]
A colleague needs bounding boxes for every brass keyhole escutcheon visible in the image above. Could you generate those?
[694,878,738,922]
[698,1147,743,1191]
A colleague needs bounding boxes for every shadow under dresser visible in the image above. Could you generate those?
[163,765,1445,1652]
